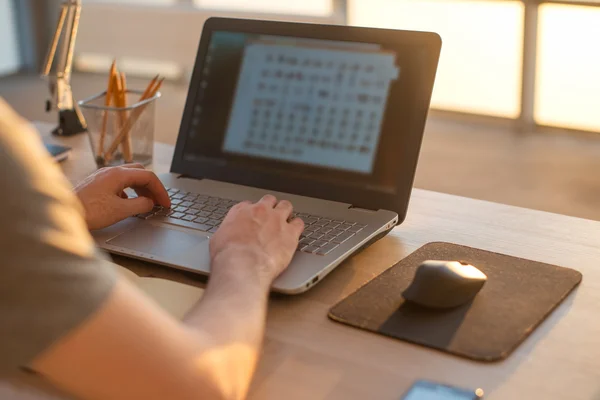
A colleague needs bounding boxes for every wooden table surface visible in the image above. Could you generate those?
[29,123,600,399]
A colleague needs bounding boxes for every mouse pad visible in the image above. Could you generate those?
[328,242,582,362]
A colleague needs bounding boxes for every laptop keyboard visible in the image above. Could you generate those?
[136,187,366,256]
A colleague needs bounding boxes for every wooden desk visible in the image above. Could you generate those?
[33,123,600,399]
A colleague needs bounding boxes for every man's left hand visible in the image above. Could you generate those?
[75,164,171,230]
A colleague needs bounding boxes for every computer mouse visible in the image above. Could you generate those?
[402,260,487,309]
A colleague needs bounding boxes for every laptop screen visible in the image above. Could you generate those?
[174,20,440,215]
[180,30,408,194]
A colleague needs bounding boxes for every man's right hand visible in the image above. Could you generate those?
[209,195,305,286]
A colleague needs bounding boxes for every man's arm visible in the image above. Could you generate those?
[31,195,303,400]
[0,99,302,399]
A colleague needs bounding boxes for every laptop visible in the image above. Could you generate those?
[93,18,441,294]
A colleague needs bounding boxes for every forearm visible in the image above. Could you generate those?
[183,247,272,398]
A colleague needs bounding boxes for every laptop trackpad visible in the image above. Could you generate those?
[107,224,208,259]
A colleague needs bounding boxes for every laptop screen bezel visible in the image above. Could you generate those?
[171,17,441,223]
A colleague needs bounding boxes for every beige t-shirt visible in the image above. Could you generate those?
[0,98,116,377]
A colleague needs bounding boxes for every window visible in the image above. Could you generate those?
[349,0,524,119]
[0,0,20,75]
[68,0,600,134]
[535,3,600,132]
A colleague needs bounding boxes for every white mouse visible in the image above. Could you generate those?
[402,260,487,309]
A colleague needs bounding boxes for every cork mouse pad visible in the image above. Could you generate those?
[329,242,582,362]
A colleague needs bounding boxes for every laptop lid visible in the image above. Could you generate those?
[171,18,441,223]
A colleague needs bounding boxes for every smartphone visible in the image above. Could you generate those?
[44,143,72,162]
[401,380,484,400]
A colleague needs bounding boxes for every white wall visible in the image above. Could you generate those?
[0,0,20,75]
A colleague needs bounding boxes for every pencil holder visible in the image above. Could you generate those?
[79,89,160,168]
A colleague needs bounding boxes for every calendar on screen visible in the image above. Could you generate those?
[222,39,400,174]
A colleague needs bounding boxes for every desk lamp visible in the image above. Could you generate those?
[41,0,87,136]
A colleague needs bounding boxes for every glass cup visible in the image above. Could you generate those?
[79,89,160,167]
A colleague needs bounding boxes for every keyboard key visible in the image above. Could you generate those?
[300,231,310,239]
[321,234,337,242]
[198,210,211,217]
[209,226,219,233]
[302,245,320,254]
[320,218,332,223]
[191,203,205,210]
[316,242,339,255]
[340,223,354,231]
[203,205,217,212]
[194,216,208,224]
[172,193,185,199]
[348,225,366,233]
[305,225,320,232]
[181,201,194,207]
[186,209,199,216]
[333,231,355,244]
[308,232,324,240]
[137,211,156,219]
[170,212,185,219]
[333,220,344,224]
[331,229,346,236]
[155,208,172,217]
[167,188,179,194]
[326,223,340,229]
[216,207,229,214]
[312,220,328,227]
[206,219,220,226]
[317,227,332,234]
[194,223,211,231]
[299,216,315,224]
[182,215,196,221]
[299,238,315,246]
[170,199,183,205]
[311,239,327,247]
[306,217,319,225]
[212,211,225,218]
[183,195,196,201]
[174,206,188,213]
[194,199,206,205]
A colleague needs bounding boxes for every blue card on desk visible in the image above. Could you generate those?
[44,143,71,162]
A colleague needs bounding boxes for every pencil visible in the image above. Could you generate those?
[97,60,117,162]
[104,76,162,161]
[119,72,133,162]
[112,71,124,126]
[110,70,130,160]
[142,74,160,99]
[150,77,164,97]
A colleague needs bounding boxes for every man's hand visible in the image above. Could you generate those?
[75,164,170,230]
[210,194,304,286]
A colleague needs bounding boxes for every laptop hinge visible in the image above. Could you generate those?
[348,205,378,213]
[177,174,203,180]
